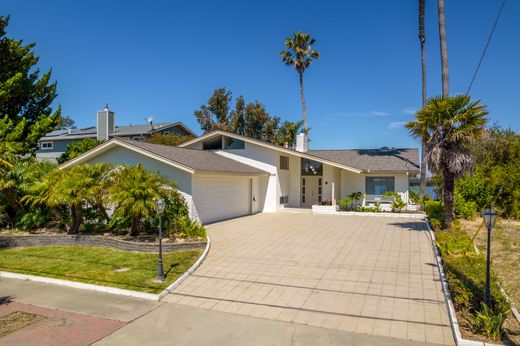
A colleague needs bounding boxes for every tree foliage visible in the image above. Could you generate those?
[455,125,520,218]
[406,95,488,228]
[145,133,194,147]
[0,15,61,154]
[57,138,103,164]
[195,87,307,145]
[108,164,175,236]
[194,87,280,142]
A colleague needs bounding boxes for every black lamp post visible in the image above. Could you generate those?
[155,198,165,282]
[482,207,497,307]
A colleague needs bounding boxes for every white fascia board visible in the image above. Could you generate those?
[193,170,268,177]
[180,130,363,174]
[59,139,195,174]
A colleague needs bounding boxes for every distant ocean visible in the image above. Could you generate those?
[409,185,438,199]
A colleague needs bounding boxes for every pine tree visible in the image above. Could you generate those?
[0,15,61,155]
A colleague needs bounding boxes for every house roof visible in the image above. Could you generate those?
[40,122,196,141]
[309,148,420,173]
[179,130,418,174]
[60,138,268,175]
[179,130,364,173]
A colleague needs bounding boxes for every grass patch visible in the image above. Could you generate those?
[0,246,203,293]
[433,222,520,343]
[461,218,520,308]
[0,311,46,337]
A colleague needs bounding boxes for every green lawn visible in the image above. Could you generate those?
[0,246,203,293]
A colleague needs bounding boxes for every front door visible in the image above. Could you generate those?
[301,176,322,208]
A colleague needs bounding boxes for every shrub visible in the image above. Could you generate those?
[454,195,477,220]
[339,197,354,211]
[383,191,406,212]
[469,302,508,340]
[16,208,52,230]
[425,200,444,222]
[409,189,421,204]
[173,218,206,240]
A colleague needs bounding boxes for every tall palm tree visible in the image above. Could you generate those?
[418,0,428,199]
[406,95,488,229]
[108,164,174,236]
[280,32,319,133]
[438,0,449,97]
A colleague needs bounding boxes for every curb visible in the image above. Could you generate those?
[158,235,211,299]
[425,221,500,346]
[0,235,211,302]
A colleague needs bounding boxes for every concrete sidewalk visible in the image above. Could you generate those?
[0,277,161,322]
[94,303,441,346]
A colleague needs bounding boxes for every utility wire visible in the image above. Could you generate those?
[466,0,506,95]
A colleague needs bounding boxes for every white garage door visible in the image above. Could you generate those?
[192,176,252,224]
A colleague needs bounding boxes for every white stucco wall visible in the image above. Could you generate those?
[86,146,193,194]
[213,141,302,211]
[341,171,410,204]
[322,165,342,203]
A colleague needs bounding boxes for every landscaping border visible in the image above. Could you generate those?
[0,236,211,301]
[0,234,206,253]
[425,221,500,346]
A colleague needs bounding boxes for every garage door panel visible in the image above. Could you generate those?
[192,176,251,224]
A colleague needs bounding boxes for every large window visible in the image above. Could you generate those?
[225,137,245,149]
[365,177,395,195]
[301,158,322,176]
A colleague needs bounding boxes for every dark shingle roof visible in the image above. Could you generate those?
[308,148,420,173]
[41,122,194,140]
[117,139,267,175]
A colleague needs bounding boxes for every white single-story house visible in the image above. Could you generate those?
[61,130,419,224]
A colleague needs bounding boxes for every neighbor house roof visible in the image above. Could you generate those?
[179,130,419,174]
[40,122,196,141]
[309,148,420,174]
[60,138,268,175]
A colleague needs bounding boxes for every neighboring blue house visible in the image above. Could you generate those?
[36,105,197,162]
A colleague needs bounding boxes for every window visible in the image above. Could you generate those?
[132,136,145,141]
[163,131,171,135]
[279,196,289,204]
[365,177,395,195]
[301,158,323,176]
[225,137,245,149]
[203,137,222,150]
[302,195,305,203]
[280,156,289,170]
[41,142,53,150]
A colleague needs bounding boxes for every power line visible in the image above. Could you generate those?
[466,0,506,95]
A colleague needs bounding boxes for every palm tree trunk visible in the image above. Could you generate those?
[69,204,81,234]
[419,0,427,200]
[299,72,307,133]
[438,0,449,97]
[129,215,139,237]
[442,170,454,229]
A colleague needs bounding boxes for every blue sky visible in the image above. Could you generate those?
[2,0,519,149]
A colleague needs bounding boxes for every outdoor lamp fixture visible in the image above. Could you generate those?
[482,207,497,307]
[155,198,166,282]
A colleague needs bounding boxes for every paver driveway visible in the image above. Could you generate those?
[166,213,454,345]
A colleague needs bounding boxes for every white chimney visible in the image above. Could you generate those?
[296,133,308,153]
[97,104,115,141]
